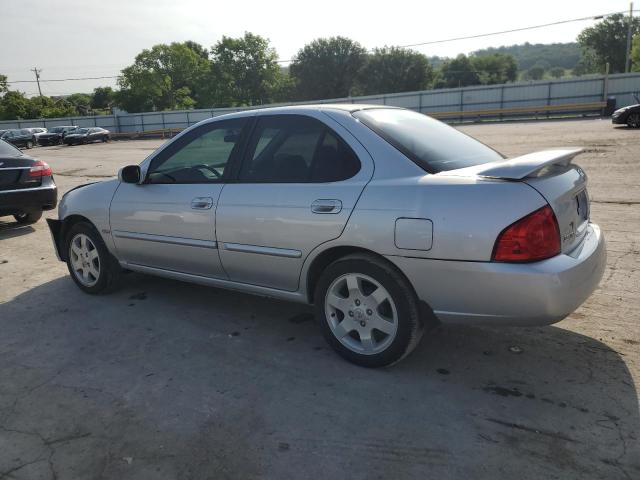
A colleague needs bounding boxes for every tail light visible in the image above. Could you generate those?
[492,205,560,262]
[29,160,52,178]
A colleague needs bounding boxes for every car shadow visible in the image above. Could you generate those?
[0,220,35,239]
[0,273,638,479]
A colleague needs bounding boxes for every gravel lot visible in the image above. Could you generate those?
[1,118,638,479]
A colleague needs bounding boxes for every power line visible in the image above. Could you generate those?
[7,75,120,84]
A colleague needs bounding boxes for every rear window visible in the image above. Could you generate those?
[0,139,21,156]
[352,108,503,173]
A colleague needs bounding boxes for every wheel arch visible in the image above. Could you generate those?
[59,214,96,261]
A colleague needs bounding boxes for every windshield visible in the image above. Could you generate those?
[0,138,22,156]
[353,108,504,173]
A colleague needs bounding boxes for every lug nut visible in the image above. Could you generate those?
[366,309,372,315]
[359,321,366,327]
[348,311,354,317]
[355,299,361,306]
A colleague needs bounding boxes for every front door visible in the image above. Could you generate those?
[110,118,247,277]
[216,113,373,291]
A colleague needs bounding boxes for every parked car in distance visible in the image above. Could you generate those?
[25,127,48,141]
[611,94,640,128]
[37,126,78,146]
[0,129,36,149]
[47,105,606,367]
[0,139,57,224]
[63,127,110,145]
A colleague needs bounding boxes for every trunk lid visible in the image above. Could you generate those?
[440,148,590,254]
[0,155,41,191]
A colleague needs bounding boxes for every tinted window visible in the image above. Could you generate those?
[239,116,360,183]
[353,108,503,173]
[147,119,245,184]
[0,139,21,155]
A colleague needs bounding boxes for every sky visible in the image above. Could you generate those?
[0,0,634,97]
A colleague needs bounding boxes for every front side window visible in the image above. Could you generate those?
[353,108,504,173]
[239,115,360,183]
[147,119,245,184]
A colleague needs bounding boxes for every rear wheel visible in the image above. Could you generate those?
[314,253,423,367]
[627,113,640,128]
[65,222,121,294]
[14,210,42,224]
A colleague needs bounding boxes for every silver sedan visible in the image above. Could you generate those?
[47,105,606,367]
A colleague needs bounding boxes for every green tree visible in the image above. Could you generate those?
[577,13,640,73]
[0,74,8,94]
[26,96,76,119]
[549,67,565,78]
[290,37,368,100]
[205,33,283,107]
[523,66,546,80]
[116,42,209,112]
[66,93,92,115]
[91,86,116,110]
[470,53,518,84]
[0,91,29,120]
[632,36,640,72]
[434,54,480,88]
[355,47,433,95]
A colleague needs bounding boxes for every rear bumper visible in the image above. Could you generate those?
[387,223,606,326]
[0,182,57,217]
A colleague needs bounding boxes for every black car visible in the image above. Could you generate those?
[63,127,110,145]
[0,139,57,224]
[0,129,36,149]
[612,94,640,128]
[37,126,79,146]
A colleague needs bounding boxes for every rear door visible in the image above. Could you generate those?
[110,118,248,277]
[216,113,373,291]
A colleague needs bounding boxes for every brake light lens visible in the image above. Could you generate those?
[492,205,561,262]
[29,160,52,178]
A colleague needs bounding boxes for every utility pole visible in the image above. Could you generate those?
[625,2,634,73]
[30,67,42,96]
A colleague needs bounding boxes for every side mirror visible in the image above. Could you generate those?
[118,165,142,184]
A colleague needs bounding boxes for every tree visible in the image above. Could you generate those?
[26,96,76,119]
[91,86,116,110]
[290,37,368,100]
[523,66,546,80]
[549,67,565,78]
[206,33,283,107]
[355,47,433,95]
[0,91,29,120]
[470,53,517,85]
[116,42,209,112]
[632,36,640,72]
[577,13,640,73]
[434,54,480,88]
[66,93,92,115]
[0,74,8,94]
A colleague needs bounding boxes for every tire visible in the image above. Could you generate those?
[14,210,42,224]
[314,253,423,367]
[102,136,108,142]
[26,140,33,149]
[627,113,640,128]
[64,222,121,294]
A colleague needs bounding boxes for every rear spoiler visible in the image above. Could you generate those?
[473,148,583,180]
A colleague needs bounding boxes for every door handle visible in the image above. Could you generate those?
[191,197,214,210]
[311,199,342,214]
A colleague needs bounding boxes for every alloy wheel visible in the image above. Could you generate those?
[69,233,101,287]
[628,113,640,128]
[324,273,398,355]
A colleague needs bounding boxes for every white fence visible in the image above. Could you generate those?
[1,72,639,133]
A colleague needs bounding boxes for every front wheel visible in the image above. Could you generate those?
[65,222,121,294]
[14,210,42,224]
[627,113,640,128]
[314,254,423,367]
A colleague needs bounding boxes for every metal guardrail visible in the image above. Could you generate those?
[430,101,607,119]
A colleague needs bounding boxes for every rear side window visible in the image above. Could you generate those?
[353,108,503,173]
[239,115,360,183]
[0,139,21,155]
